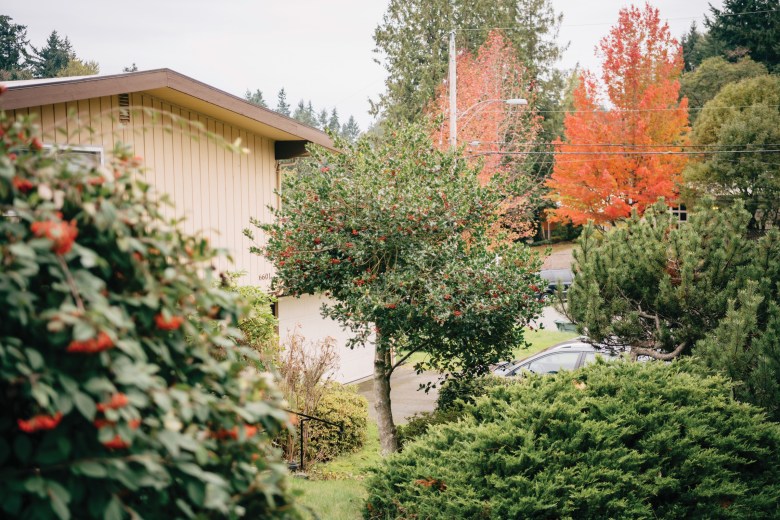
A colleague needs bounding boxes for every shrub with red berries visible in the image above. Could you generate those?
[0,109,296,517]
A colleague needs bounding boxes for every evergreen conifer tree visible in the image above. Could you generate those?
[244,89,267,108]
[0,15,32,79]
[275,88,291,116]
[31,31,74,78]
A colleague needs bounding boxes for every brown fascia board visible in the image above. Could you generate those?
[0,68,335,154]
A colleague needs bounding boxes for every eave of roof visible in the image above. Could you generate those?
[0,68,335,152]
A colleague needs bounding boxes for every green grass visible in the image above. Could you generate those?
[309,421,382,479]
[513,328,579,360]
[399,327,580,370]
[291,422,380,519]
[292,479,367,520]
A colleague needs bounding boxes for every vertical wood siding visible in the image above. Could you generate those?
[13,94,277,288]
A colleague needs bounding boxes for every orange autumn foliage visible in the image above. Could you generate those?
[429,30,541,239]
[546,3,690,226]
[429,29,539,185]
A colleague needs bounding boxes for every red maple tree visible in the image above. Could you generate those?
[429,29,541,238]
[546,3,690,226]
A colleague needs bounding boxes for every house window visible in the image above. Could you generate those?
[3,144,104,220]
[670,204,687,223]
[57,145,104,167]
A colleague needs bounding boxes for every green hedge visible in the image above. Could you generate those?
[365,360,780,519]
[305,383,368,463]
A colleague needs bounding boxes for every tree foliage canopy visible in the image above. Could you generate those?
[546,4,689,226]
[684,74,780,230]
[680,56,767,123]
[706,0,780,71]
[429,30,540,183]
[252,126,542,371]
[428,30,542,239]
[568,201,780,418]
[248,125,543,452]
[373,0,564,124]
[0,15,32,79]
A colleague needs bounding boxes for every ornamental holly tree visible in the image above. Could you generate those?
[0,108,297,518]
[248,126,544,454]
[546,3,690,226]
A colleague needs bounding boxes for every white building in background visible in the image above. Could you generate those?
[2,69,374,383]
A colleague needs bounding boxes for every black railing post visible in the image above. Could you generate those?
[299,418,306,471]
[284,408,343,473]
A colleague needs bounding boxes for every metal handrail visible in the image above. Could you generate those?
[284,408,343,471]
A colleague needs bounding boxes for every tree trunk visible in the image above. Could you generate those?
[373,345,398,455]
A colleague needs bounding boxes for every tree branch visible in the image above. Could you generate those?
[637,309,662,335]
[631,341,687,361]
[392,347,422,372]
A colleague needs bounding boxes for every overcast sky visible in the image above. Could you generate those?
[5,1,722,130]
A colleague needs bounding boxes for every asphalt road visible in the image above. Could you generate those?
[356,366,441,424]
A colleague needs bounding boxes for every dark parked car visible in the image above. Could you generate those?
[494,340,620,377]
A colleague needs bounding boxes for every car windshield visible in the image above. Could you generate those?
[523,351,580,374]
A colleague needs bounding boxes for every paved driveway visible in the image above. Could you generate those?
[356,366,441,424]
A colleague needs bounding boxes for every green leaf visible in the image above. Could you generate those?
[157,430,181,457]
[175,498,196,519]
[104,495,123,520]
[55,393,74,415]
[23,476,46,496]
[72,321,96,342]
[30,383,50,408]
[73,461,107,478]
[26,348,44,371]
[73,392,96,421]
[9,243,35,259]
[186,481,205,507]
[47,482,71,520]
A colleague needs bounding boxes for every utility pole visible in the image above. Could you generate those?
[449,29,457,150]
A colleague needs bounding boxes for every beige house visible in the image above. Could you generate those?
[1,69,374,383]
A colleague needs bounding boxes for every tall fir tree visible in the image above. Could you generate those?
[0,15,32,79]
[275,88,291,116]
[341,115,361,142]
[292,100,318,127]
[31,31,74,78]
[327,108,340,134]
[318,109,329,130]
[373,0,564,124]
[706,0,780,71]
[244,89,268,108]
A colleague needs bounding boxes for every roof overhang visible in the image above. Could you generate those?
[0,68,335,157]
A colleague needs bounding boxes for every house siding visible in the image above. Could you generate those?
[11,93,277,288]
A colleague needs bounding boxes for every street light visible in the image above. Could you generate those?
[447,29,528,149]
[449,98,528,149]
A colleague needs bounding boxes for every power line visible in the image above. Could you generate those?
[467,149,780,157]
[462,104,780,115]
[467,142,780,148]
